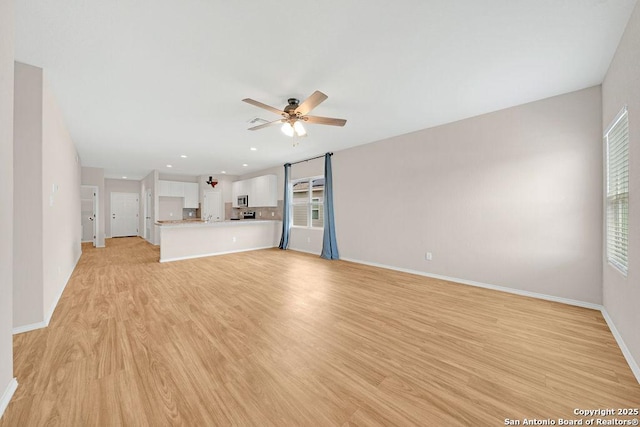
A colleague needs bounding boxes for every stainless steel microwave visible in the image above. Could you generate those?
[237,195,248,207]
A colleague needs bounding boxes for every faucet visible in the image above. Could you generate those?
[205,214,212,223]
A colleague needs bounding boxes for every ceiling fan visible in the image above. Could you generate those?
[242,90,346,137]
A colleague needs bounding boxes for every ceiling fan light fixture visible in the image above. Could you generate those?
[244,90,346,138]
[293,121,306,136]
[281,122,295,137]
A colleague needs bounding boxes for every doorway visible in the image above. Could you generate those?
[111,192,139,237]
[81,185,98,246]
[203,190,222,221]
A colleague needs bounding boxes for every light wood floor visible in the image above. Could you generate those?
[2,238,639,426]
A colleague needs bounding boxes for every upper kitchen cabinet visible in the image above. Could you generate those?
[232,174,277,208]
[231,180,246,208]
[157,180,171,197]
[251,175,277,207]
[169,181,184,198]
[158,180,199,208]
[183,183,199,208]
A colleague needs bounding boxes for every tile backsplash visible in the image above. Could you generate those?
[183,208,198,219]
[225,200,283,221]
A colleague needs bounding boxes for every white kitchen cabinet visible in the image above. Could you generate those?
[247,178,259,207]
[157,180,171,197]
[253,174,277,207]
[158,180,199,208]
[183,183,199,208]
[232,174,277,208]
[168,181,184,198]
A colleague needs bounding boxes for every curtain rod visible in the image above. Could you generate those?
[288,152,332,166]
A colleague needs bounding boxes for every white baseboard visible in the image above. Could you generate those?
[340,257,602,310]
[13,252,80,335]
[160,245,276,263]
[601,308,640,384]
[12,321,48,335]
[0,378,18,419]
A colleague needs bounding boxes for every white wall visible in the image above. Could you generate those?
[602,2,640,376]
[158,197,184,220]
[0,0,16,415]
[13,63,82,330]
[81,167,105,247]
[332,86,603,304]
[12,62,43,327]
[41,73,82,321]
[104,178,141,237]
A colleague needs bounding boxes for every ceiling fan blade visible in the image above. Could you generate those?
[248,118,284,131]
[242,98,286,116]
[302,115,347,127]
[295,91,328,115]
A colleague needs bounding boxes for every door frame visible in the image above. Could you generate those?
[81,185,98,247]
[110,192,140,238]
[144,189,152,241]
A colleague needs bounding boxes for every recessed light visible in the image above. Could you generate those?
[250,147,257,151]
[166,164,172,168]
[122,176,127,179]
[220,171,226,174]
[180,155,187,158]
[242,164,248,167]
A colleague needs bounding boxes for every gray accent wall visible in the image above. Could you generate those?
[0,0,15,410]
[332,86,603,304]
[602,1,640,376]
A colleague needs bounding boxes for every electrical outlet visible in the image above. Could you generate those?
[425,252,433,261]
[259,212,262,217]
[271,212,274,217]
[232,236,236,243]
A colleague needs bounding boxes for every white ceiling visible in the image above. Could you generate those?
[15,0,637,179]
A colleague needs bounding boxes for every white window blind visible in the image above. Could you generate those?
[605,107,629,275]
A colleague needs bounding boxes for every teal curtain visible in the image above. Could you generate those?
[278,163,291,249]
[321,153,339,259]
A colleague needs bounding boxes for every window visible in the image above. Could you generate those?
[292,176,324,228]
[605,107,629,275]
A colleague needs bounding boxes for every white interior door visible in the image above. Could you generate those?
[80,185,97,245]
[203,191,222,221]
[111,192,139,237]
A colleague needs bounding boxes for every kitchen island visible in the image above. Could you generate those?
[156,220,282,262]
